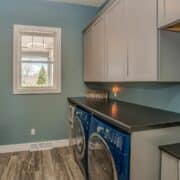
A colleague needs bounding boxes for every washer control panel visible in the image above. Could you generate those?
[75,107,91,131]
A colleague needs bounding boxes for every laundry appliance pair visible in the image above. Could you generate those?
[71,106,130,180]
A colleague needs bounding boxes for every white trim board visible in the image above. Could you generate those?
[0,139,70,154]
[48,0,107,7]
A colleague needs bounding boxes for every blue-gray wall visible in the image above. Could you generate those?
[108,83,180,113]
[0,0,97,145]
[88,82,180,113]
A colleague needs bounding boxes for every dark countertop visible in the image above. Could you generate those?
[68,97,180,133]
[160,143,180,159]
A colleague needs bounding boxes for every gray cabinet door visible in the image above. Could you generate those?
[166,0,180,25]
[158,0,180,28]
[105,0,127,82]
[91,16,106,82]
[125,0,158,81]
[158,0,166,27]
[84,27,93,81]
[84,15,105,82]
[161,152,179,180]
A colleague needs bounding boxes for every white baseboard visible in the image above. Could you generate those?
[0,139,70,154]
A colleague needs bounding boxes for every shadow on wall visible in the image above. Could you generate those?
[85,83,180,113]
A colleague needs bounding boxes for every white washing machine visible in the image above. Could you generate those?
[68,103,76,146]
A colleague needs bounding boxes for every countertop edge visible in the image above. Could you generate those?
[68,97,180,133]
[68,97,132,133]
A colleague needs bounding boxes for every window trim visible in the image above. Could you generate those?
[13,25,62,94]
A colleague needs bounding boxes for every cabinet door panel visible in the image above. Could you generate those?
[158,0,180,27]
[161,152,178,180]
[91,16,106,82]
[158,0,166,27]
[84,28,93,81]
[165,0,180,25]
[105,0,126,81]
[126,0,157,81]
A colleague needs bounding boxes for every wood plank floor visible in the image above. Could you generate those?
[0,147,85,180]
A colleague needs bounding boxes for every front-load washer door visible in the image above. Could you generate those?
[88,133,118,180]
[73,116,86,160]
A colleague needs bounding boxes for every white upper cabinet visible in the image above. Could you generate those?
[105,0,127,81]
[125,0,158,81]
[84,0,158,82]
[158,0,165,27]
[84,0,180,82]
[91,16,106,82]
[158,0,180,28]
[84,27,93,81]
[84,16,106,82]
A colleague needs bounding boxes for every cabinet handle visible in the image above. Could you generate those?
[164,0,166,20]
[127,47,129,77]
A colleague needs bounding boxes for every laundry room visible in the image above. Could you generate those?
[0,0,180,179]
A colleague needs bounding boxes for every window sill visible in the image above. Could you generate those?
[13,88,62,95]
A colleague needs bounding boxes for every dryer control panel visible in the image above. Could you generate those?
[90,116,130,155]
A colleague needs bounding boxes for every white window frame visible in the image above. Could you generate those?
[13,25,62,94]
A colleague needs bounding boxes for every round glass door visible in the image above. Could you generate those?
[73,116,86,160]
[88,133,118,180]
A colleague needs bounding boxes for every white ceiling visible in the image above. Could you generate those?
[50,0,107,7]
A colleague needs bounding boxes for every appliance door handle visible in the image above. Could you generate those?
[127,47,129,77]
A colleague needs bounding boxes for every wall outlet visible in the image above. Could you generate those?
[31,128,36,136]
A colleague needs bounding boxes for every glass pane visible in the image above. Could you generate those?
[88,136,116,180]
[21,63,53,87]
[21,35,32,48]
[21,35,54,62]
[44,37,54,49]
[33,36,43,48]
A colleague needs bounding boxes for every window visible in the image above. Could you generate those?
[13,25,61,94]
